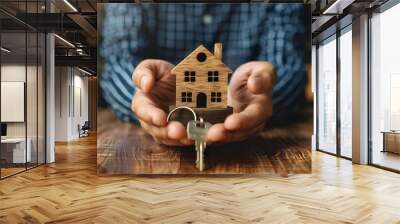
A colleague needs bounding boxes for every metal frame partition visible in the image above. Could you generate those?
[338,23,353,160]
[315,0,400,173]
[314,15,353,160]
[0,0,48,179]
[315,32,337,157]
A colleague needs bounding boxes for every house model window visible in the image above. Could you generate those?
[208,71,219,82]
[197,52,207,62]
[184,71,196,82]
[181,92,192,102]
[211,92,222,102]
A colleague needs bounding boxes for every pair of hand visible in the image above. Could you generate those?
[131,59,275,146]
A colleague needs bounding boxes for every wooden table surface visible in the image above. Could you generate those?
[97,107,312,175]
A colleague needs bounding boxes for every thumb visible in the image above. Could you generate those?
[139,68,155,93]
[133,64,156,93]
[133,59,173,93]
[247,66,275,94]
[247,72,268,94]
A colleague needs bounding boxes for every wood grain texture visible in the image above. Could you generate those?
[1,130,400,223]
[97,108,312,175]
[172,45,232,109]
[0,167,25,178]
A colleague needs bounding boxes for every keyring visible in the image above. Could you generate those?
[167,106,197,123]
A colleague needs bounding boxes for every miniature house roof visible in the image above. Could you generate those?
[171,44,232,74]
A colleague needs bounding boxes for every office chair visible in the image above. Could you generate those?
[79,121,90,138]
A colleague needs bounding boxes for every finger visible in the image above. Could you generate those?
[133,59,174,93]
[207,121,265,144]
[207,123,229,143]
[133,68,155,93]
[132,60,157,93]
[247,69,274,95]
[180,138,194,145]
[224,103,270,131]
[140,120,168,140]
[132,92,167,126]
[228,64,252,92]
[225,123,265,142]
[167,121,187,140]
[141,120,192,146]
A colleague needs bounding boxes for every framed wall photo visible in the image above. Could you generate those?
[1,81,25,122]
[97,3,312,175]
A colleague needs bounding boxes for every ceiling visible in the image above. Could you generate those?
[1,0,98,73]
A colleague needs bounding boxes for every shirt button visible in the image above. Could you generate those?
[203,14,213,25]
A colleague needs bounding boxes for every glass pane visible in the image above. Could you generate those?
[27,31,38,169]
[1,31,27,177]
[26,0,39,169]
[339,29,352,158]
[38,33,46,165]
[317,37,337,154]
[371,4,400,171]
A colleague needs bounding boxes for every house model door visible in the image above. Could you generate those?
[197,92,207,108]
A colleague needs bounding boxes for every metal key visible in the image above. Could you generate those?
[187,118,211,171]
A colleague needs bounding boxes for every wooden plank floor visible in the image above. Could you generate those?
[97,109,312,175]
[1,125,400,222]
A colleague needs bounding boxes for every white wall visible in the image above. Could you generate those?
[1,65,26,139]
[54,67,89,141]
[1,65,40,138]
[55,66,69,141]
[72,73,89,138]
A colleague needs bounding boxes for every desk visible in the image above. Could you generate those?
[97,108,312,175]
[1,138,31,164]
[382,131,400,154]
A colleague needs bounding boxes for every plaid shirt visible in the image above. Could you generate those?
[100,3,306,122]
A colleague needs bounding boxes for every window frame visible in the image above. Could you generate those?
[367,0,400,173]
[208,71,219,82]
[181,92,192,103]
[184,71,196,82]
[0,1,48,179]
[211,92,222,102]
[315,21,353,161]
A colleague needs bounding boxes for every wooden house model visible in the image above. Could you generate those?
[171,43,232,109]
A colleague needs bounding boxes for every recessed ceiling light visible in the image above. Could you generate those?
[63,0,78,12]
[78,67,93,76]
[54,34,75,48]
[1,47,11,53]
[322,0,354,15]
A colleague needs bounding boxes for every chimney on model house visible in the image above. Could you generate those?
[214,43,222,60]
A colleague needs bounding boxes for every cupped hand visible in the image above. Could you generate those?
[207,61,275,143]
[131,59,192,146]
